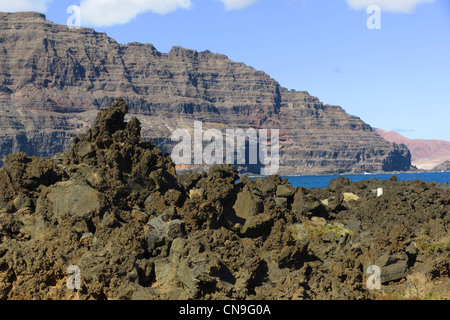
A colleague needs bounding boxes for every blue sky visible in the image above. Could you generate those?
[2,0,450,141]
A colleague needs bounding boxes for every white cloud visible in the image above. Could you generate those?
[220,0,260,11]
[79,0,192,27]
[0,0,52,12]
[346,0,435,13]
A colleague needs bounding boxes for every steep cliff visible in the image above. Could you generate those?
[0,12,411,174]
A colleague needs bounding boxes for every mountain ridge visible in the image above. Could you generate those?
[0,11,411,174]
[374,128,450,171]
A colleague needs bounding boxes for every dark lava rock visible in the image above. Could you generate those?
[0,99,448,300]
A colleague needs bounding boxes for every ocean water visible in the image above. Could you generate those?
[285,172,450,189]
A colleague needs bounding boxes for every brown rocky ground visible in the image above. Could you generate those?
[0,99,448,300]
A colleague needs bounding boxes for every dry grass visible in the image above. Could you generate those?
[289,217,352,241]
[375,273,450,300]
[415,234,450,255]
[404,273,434,299]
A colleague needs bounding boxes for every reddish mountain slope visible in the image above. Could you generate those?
[375,128,450,170]
[0,12,411,175]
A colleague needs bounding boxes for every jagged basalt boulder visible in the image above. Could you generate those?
[0,152,66,212]
[292,188,328,218]
[63,98,181,210]
[35,175,109,224]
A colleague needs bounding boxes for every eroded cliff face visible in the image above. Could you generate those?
[0,12,411,174]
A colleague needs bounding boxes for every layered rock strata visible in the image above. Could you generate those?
[0,12,411,174]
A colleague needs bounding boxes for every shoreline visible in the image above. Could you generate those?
[246,170,450,179]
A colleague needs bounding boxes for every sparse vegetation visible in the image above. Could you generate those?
[415,234,450,255]
[404,273,434,299]
[375,273,450,300]
[289,218,352,241]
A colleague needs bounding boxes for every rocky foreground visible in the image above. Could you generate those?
[0,99,449,300]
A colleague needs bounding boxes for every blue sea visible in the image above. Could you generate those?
[285,172,450,189]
